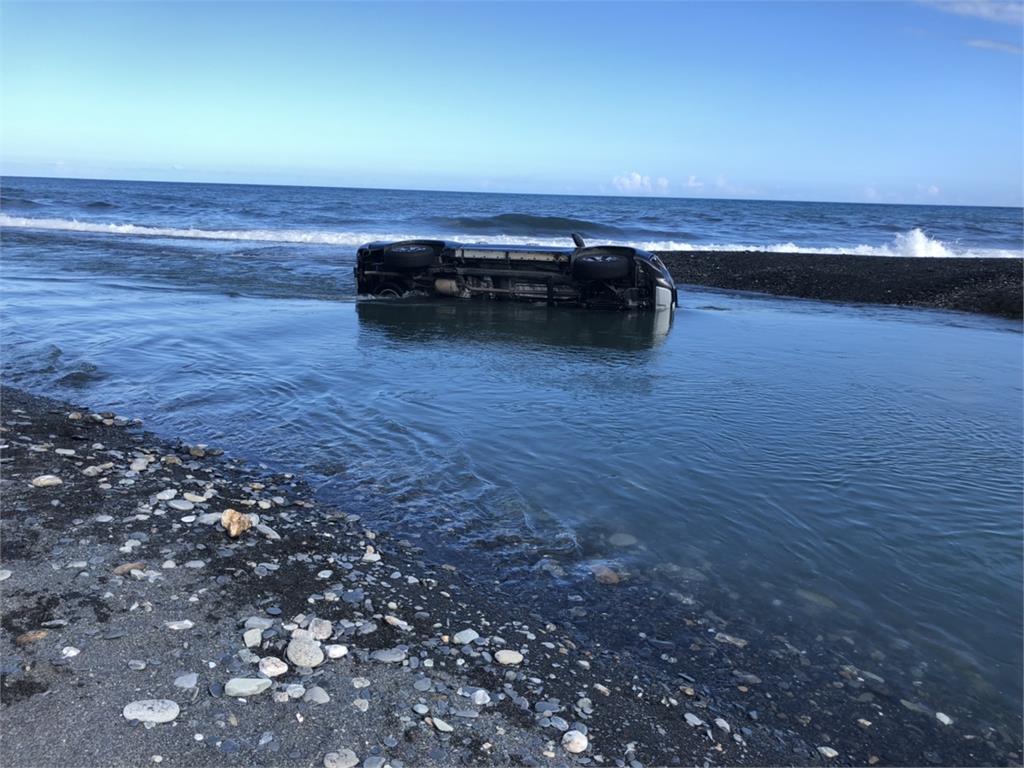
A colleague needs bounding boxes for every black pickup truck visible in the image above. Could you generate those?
[354,234,677,311]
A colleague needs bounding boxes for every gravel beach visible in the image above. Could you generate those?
[657,252,1023,318]
[0,388,1018,767]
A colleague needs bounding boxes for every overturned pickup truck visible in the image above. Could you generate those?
[354,234,677,311]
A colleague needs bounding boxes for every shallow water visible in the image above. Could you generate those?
[1,179,1022,740]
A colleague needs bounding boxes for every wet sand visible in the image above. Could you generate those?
[0,388,1018,767]
[657,252,1023,318]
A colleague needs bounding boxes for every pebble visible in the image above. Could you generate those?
[0,569,11,581]
[352,677,371,689]
[714,717,731,733]
[167,499,194,512]
[155,489,177,501]
[353,698,369,712]
[562,730,589,754]
[225,678,272,697]
[325,644,348,659]
[128,660,147,671]
[370,647,406,664]
[309,618,333,640]
[287,638,325,668]
[936,712,954,726]
[608,533,638,547]
[95,515,113,523]
[243,628,263,648]
[684,713,704,727]
[304,686,330,704]
[31,474,63,488]
[495,650,523,666]
[453,628,479,645]
[432,717,454,733]
[324,750,359,768]
[123,699,180,724]
[259,657,288,677]
[174,673,198,689]
[165,620,194,630]
[363,758,385,768]
[818,747,839,759]
[61,646,80,658]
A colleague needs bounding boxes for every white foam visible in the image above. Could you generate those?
[1,215,1019,258]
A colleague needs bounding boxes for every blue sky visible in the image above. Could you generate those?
[1,1,1021,205]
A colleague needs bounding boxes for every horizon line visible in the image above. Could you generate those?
[2,172,1022,211]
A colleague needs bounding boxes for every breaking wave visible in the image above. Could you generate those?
[0,215,1020,258]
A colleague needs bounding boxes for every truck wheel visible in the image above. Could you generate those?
[375,282,405,298]
[382,243,437,270]
[572,252,632,281]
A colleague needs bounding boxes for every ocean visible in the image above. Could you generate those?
[2,175,1022,258]
[2,176,1022,748]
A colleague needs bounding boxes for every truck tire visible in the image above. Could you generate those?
[382,243,437,270]
[572,251,632,281]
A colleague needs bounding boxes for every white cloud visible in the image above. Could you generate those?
[612,171,670,195]
[685,175,704,189]
[928,184,941,196]
[923,0,1024,25]
[965,36,1024,52]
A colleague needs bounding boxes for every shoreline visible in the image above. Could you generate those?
[1,387,1019,767]
[657,251,1023,319]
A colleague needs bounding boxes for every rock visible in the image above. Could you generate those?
[221,508,253,538]
[309,618,333,640]
[562,730,589,754]
[243,628,263,648]
[591,564,620,585]
[155,489,177,501]
[352,677,371,689]
[370,647,407,663]
[714,717,731,733]
[259,657,288,677]
[61,646,80,658]
[287,638,325,668]
[714,632,748,648]
[183,492,206,503]
[114,561,146,575]
[82,463,113,477]
[225,678,272,697]
[684,713,704,727]
[362,546,381,563]
[432,717,454,733]
[936,712,953,726]
[326,644,348,659]
[817,747,839,759]
[167,499,194,512]
[245,616,274,630]
[471,689,491,706]
[123,699,180,724]
[31,475,62,488]
[174,673,198,689]
[453,629,479,645]
[15,630,48,646]
[130,458,150,472]
[256,524,281,540]
[304,686,330,704]
[198,512,222,525]
[353,698,369,712]
[608,532,638,547]
[165,620,194,631]
[495,650,523,666]
[324,750,359,768]
[0,569,12,581]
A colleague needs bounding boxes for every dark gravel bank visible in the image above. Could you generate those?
[656,252,1023,318]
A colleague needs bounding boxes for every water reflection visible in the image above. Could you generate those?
[355,297,674,350]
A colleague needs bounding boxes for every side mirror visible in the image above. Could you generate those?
[571,232,586,249]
